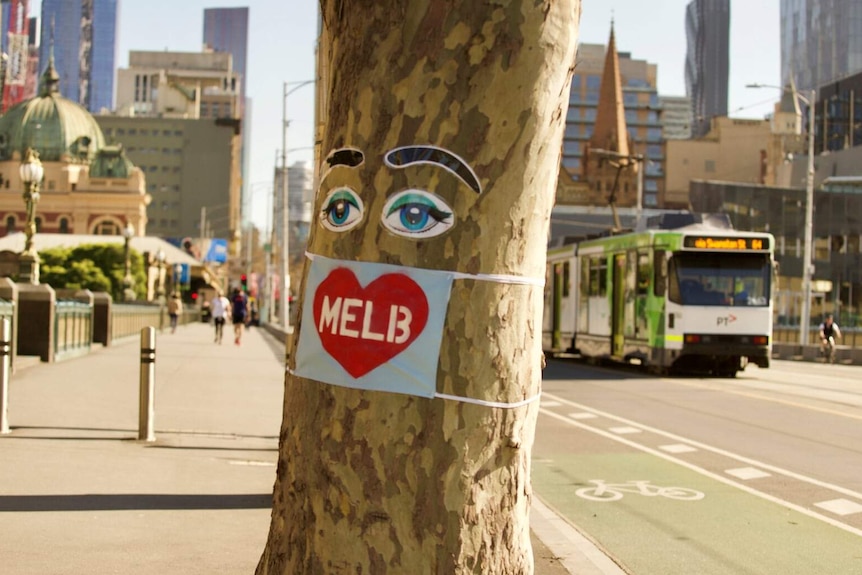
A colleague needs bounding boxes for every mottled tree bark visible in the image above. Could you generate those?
[258,2,580,573]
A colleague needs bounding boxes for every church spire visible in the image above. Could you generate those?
[38,15,60,97]
[589,23,630,156]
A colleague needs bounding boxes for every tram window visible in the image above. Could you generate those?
[654,250,667,296]
[588,257,607,296]
[637,252,650,295]
[562,262,570,297]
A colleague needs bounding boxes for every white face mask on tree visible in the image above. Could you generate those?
[292,252,542,408]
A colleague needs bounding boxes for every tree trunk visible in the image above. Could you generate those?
[257,2,580,573]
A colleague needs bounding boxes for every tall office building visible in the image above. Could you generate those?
[107,50,243,241]
[781,0,862,92]
[203,7,248,106]
[685,0,730,138]
[202,7,252,227]
[38,0,118,113]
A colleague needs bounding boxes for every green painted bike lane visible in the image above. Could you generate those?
[532,453,862,574]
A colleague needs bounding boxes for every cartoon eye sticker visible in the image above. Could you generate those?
[320,187,364,232]
[381,190,454,238]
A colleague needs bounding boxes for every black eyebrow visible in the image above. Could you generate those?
[325,148,364,169]
[384,146,482,194]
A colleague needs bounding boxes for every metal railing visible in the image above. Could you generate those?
[111,302,202,341]
[54,300,92,361]
[772,326,862,348]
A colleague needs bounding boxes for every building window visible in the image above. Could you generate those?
[6,215,14,234]
[92,220,121,235]
[646,128,662,142]
[58,217,69,233]
[647,144,663,159]
[563,140,581,155]
[705,159,716,172]
[562,157,581,171]
[35,217,42,232]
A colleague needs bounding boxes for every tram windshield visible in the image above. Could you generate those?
[669,253,771,307]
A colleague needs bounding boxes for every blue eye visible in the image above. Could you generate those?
[320,188,364,232]
[381,190,453,238]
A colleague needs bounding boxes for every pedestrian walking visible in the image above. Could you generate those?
[230,287,249,345]
[168,292,183,334]
[211,291,231,344]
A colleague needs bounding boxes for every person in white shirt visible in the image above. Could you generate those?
[210,292,231,344]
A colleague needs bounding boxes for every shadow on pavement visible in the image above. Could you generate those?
[0,493,272,512]
[543,357,650,381]
[146,445,276,452]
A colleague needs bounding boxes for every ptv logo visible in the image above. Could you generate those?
[717,314,737,326]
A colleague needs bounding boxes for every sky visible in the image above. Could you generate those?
[29,1,781,229]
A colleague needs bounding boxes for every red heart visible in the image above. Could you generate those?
[312,267,429,378]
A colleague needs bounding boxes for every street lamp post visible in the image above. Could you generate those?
[747,84,816,345]
[122,223,136,302]
[280,79,315,331]
[174,263,183,296]
[18,148,44,284]
[155,249,166,303]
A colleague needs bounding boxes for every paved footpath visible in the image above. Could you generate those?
[0,321,619,575]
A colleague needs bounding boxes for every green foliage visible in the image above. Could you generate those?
[38,243,148,301]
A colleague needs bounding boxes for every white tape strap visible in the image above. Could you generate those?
[433,391,541,409]
[305,252,544,287]
[287,367,540,409]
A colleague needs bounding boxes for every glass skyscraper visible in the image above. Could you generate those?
[685,0,730,138]
[203,7,248,106]
[203,7,252,226]
[781,0,862,91]
[39,0,118,113]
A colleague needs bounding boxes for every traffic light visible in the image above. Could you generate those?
[241,274,248,292]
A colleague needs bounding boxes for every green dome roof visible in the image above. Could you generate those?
[0,59,106,162]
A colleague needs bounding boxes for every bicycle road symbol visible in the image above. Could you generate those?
[576,480,705,502]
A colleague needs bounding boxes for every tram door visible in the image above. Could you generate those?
[552,262,564,349]
[612,254,626,356]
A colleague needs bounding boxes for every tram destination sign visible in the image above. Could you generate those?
[683,235,770,251]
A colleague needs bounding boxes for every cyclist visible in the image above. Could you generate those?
[818,314,841,361]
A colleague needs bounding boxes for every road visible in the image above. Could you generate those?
[533,358,862,574]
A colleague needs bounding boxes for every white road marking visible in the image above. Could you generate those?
[725,467,771,480]
[569,412,598,420]
[608,426,642,435]
[541,400,563,407]
[659,444,698,454]
[539,392,862,539]
[815,499,862,516]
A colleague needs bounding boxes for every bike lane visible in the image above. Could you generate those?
[532,403,862,574]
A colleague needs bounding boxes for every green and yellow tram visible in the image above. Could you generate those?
[543,215,775,376]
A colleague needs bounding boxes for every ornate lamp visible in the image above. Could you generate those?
[18,148,44,284]
[122,222,136,302]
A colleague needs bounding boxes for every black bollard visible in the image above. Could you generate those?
[138,327,156,441]
[0,318,10,434]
